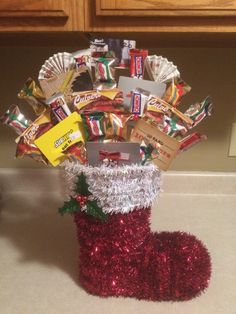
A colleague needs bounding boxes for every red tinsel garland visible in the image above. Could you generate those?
[74,208,211,301]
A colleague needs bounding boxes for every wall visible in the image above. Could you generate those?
[0,41,235,171]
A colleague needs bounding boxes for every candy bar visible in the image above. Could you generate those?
[73,89,123,113]
[129,49,148,79]
[0,105,31,135]
[146,95,193,125]
[46,93,71,122]
[130,88,150,117]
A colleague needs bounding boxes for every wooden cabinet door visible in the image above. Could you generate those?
[0,0,84,31]
[96,0,236,17]
[85,0,236,33]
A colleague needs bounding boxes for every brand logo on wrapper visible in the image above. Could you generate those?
[74,92,100,107]
[135,56,143,76]
[34,112,84,166]
[147,97,169,113]
[54,129,74,148]
[132,93,141,114]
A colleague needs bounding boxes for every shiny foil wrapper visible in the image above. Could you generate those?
[0,104,31,135]
[18,77,46,116]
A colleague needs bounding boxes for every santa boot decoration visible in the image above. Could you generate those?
[60,162,211,301]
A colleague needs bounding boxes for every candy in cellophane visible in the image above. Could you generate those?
[0,105,32,135]
[94,57,116,89]
[82,112,106,141]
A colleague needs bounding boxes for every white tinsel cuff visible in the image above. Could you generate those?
[62,161,162,214]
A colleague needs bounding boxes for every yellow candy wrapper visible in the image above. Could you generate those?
[34,112,85,166]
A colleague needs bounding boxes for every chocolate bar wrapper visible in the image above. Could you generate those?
[129,49,148,79]
[46,93,71,122]
[73,89,123,113]
[130,88,150,116]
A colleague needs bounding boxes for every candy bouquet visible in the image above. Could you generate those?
[0,38,212,301]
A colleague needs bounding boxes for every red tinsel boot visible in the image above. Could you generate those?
[63,162,211,301]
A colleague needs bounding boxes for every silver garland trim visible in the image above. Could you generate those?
[62,161,162,214]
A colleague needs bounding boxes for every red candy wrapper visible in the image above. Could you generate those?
[73,89,124,114]
[129,49,148,79]
[179,133,207,152]
[64,142,87,164]
[16,137,48,165]
[0,105,31,135]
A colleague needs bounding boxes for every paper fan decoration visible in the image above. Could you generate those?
[38,52,76,80]
[38,52,76,99]
[145,55,180,83]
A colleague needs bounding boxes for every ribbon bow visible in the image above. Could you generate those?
[99,150,121,161]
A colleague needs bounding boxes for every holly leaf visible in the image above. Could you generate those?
[86,200,107,221]
[75,172,91,196]
[58,198,80,215]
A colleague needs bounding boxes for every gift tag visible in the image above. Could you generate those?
[130,119,180,171]
[86,142,141,166]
